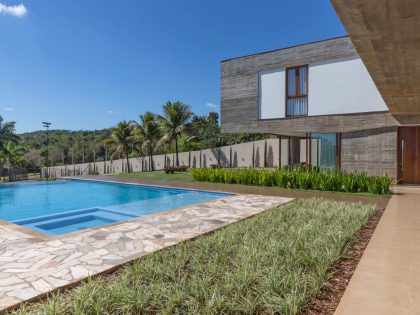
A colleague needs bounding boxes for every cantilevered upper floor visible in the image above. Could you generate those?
[221,36,399,135]
[331,0,420,125]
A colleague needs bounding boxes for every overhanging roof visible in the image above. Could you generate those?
[331,0,420,124]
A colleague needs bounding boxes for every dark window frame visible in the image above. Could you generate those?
[285,65,309,117]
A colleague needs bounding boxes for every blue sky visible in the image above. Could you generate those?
[0,0,346,133]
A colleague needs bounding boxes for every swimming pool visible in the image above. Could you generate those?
[0,180,231,235]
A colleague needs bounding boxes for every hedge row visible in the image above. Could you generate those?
[191,166,393,195]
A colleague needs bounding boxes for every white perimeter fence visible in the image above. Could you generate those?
[42,138,308,178]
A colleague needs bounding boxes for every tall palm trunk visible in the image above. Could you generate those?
[175,136,179,166]
[150,153,154,171]
[126,153,131,173]
[148,143,154,171]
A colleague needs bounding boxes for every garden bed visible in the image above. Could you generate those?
[11,198,376,314]
[191,167,393,195]
[299,207,384,314]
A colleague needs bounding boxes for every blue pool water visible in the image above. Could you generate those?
[0,180,231,235]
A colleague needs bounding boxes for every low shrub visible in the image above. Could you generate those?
[176,165,188,172]
[164,167,174,174]
[191,166,393,195]
[164,165,189,174]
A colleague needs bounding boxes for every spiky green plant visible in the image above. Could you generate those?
[10,198,375,315]
[191,167,393,195]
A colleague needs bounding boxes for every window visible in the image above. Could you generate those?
[286,65,308,116]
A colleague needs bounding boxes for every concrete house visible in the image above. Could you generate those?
[220,36,420,184]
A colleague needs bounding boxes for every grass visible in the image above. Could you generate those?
[115,170,194,182]
[12,198,375,315]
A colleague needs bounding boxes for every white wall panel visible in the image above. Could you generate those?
[259,69,286,119]
[308,57,387,115]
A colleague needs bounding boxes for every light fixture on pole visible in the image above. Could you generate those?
[42,122,51,178]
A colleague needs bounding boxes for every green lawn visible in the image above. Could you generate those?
[115,170,194,182]
[14,198,375,315]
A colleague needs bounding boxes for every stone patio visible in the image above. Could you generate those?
[0,188,292,312]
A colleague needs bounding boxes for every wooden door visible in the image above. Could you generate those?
[398,127,420,184]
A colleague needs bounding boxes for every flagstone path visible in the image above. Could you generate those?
[0,193,292,312]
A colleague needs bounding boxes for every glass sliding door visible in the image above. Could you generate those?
[310,133,337,170]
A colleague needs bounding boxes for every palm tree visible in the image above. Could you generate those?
[4,141,25,168]
[0,115,19,155]
[3,141,25,180]
[0,116,19,173]
[105,120,136,173]
[134,112,160,171]
[157,101,193,166]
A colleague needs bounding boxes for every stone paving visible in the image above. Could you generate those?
[0,191,292,312]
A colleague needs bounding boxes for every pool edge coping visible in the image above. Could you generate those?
[69,176,242,195]
[0,177,239,240]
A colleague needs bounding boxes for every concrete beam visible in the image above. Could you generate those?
[331,0,420,124]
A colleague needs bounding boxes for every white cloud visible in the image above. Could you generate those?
[205,102,218,109]
[106,110,119,115]
[0,3,27,18]
[2,107,15,111]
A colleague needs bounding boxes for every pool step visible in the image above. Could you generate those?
[13,208,137,236]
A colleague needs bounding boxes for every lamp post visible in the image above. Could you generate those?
[43,122,51,178]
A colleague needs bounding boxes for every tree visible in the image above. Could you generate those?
[4,141,25,174]
[157,101,193,166]
[24,150,42,169]
[0,116,19,171]
[0,116,18,154]
[50,147,64,166]
[134,112,160,171]
[105,121,136,173]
